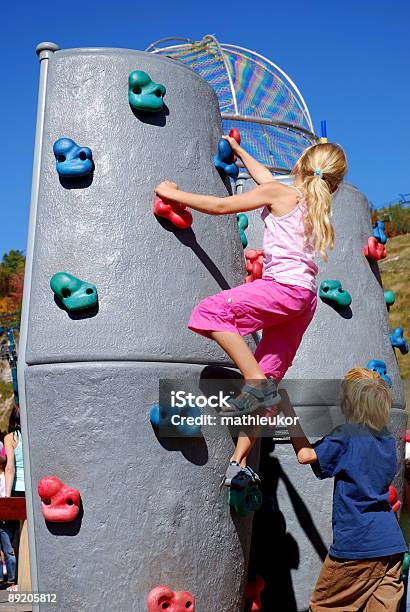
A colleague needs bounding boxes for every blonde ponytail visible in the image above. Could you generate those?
[293,143,347,261]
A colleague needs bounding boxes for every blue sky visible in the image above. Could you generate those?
[1,0,409,254]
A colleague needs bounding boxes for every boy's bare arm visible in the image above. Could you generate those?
[279,390,318,465]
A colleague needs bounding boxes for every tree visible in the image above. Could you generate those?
[9,271,24,311]
[1,250,25,275]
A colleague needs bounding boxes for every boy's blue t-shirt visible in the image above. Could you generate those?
[313,422,407,559]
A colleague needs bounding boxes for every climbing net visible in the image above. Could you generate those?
[147,35,318,174]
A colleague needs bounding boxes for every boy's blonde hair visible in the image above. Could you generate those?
[293,142,347,261]
[341,367,391,430]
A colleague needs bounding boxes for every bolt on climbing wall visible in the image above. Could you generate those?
[19,45,254,611]
[237,177,407,611]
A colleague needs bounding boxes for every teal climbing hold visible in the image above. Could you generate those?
[228,484,262,517]
[50,272,98,312]
[128,70,166,113]
[401,552,410,581]
[319,280,352,307]
[384,290,395,307]
[236,213,249,249]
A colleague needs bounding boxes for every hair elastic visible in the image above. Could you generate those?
[313,168,323,178]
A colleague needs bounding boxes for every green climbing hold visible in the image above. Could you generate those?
[50,272,98,312]
[236,213,249,249]
[384,290,395,307]
[228,484,262,517]
[401,552,410,581]
[128,70,166,113]
[319,280,352,307]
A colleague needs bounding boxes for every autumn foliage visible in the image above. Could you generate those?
[0,250,25,326]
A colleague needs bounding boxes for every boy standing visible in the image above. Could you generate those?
[280,368,407,611]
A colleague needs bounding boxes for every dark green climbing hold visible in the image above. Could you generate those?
[384,290,395,307]
[236,213,249,249]
[50,272,98,312]
[128,70,166,113]
[401,552,410,581]
[319,280,352,307]
[228,484,262,517]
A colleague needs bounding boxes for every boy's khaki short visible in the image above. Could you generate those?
[310,553,404,611]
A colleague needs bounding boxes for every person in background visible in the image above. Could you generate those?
[4,403,25,592]
[0,450,16,587]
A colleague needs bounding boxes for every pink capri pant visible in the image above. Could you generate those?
[188,278,317,382]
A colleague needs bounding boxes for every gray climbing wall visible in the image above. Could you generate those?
[19,46,254,612]
[238,177,407,611]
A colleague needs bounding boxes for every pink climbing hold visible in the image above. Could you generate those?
[38,476,81,523]
[245,249,264,283]
[245,575,265,611]
[363,236,387,261]
[153,195,193,230]
[388,484,401,513]
[147,586,195,611]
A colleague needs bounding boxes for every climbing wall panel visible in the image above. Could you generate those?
[26,48,246,366]
[20,47,253,612]
[25,362,250,612]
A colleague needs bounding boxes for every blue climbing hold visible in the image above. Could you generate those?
[366,360,392,387]
[373,220,387,245]
[236,213,249,249]
[150,403,201,437]
[390,327,409,355]
[53,138,93,178]
[214,138,239,179]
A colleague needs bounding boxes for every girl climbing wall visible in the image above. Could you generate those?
[155,141,348,488]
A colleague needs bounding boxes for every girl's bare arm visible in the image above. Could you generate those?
[224,137,274,185]
[155,180,281,215]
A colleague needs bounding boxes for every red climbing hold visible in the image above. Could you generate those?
[229,128,241,145]
[153,195,193,230]
[245,249,264,283]
[363,236,387,261]
[38,476,81,523]
[388,484,401,513]
[147,586,195,611]
[245,575,265,611]
[229,129,241,163]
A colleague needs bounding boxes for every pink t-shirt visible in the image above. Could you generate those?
[261,186,318,292]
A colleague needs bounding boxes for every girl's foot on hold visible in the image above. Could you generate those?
[221,379,280,416]
[224,461,252,489]
[6,583,18,592]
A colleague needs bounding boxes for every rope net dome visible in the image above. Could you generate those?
[147,35,318,174]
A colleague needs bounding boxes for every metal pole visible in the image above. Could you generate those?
[17,41,60,604]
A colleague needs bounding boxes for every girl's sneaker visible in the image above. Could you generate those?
[221,379,280,416]
[224,461,252,489]
[243,466,261,485]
